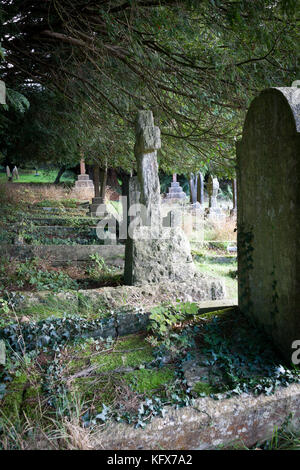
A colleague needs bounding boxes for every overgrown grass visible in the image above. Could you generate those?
[0,169,75,184]
[192,249,237,301]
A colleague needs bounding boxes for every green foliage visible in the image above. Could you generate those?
[35,199,77,208]
[3,259,78,292]
[200,314,300,397]
[147,301,198,357]
[2,0,300,176]
[85,253,123,286]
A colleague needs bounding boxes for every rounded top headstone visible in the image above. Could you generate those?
[242,87,300,141]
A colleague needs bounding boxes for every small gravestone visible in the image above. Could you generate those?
[237,87,300,361]
[124,110,225,301]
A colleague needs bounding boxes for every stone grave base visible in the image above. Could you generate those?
[95,383,300,450]
[125,226,225,301]
[12,285,234,315]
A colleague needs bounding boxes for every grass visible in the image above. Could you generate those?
[0,169,75,184]
[192,249,238,301]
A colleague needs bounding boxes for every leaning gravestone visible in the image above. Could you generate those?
[124,110,225,301]
[237,87,300,361]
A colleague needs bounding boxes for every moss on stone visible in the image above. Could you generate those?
[126,367,175,394]
[1,372,27,421]
[192,381,217,396]
[66,334,154,376]
[66,334,172,414]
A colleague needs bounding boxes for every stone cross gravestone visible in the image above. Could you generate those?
[237,87,300,361]
[166,173,187,201]
[73,157,94,202]
[124,110,225,302]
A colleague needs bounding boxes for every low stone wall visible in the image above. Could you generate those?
[95,383,300,449]
[10,285,235,315]
[2,244,125,267]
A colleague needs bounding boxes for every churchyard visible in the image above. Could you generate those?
[0,99,300,451]
[1,0,300,455]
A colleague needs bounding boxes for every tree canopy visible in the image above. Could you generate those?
[1,0,299,176]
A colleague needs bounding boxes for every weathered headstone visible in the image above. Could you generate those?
[237,87,300,361]
[12,166,19,180]
[6,165,11,181]
[124,110,225,301]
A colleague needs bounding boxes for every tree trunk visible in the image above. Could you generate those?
[100,164,108,200]
[189,173,198,204]
[54,166,66,184]
[197,172,204,205]
[93,165,100,198]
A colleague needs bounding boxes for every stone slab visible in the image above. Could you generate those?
[2,244,125,267]
[94,383,300,449]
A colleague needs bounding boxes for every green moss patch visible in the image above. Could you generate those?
[127,367,175,394]
[1,368,42,422]
[192,381,217,396]
[66,334,154,376]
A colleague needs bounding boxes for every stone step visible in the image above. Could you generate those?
[2,244,125,266]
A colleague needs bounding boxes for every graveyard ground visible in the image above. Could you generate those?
[0,184,299,450]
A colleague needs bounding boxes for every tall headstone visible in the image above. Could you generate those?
[237,87,300,361]
[124,110,225,302]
